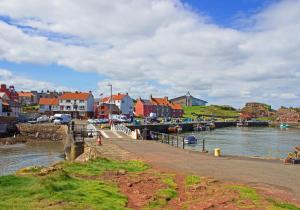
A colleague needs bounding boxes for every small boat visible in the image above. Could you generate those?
[168,125,182,133]
[280,123,289,129]
[184,135,198,144]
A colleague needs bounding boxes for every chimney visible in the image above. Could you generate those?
[164,96,168,101]
[118,93,120,95]
[150,94,153,99]
[0,84,6,90]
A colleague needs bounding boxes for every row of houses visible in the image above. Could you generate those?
[0,83,207,119]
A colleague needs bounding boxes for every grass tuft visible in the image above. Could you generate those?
[185,175,201,187]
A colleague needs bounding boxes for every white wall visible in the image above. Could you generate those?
[120,95,133,115]
[59,95,94,112]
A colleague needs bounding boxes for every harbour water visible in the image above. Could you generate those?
[0,141,64,176]
[185,127,300,159]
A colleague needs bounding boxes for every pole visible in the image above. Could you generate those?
[202,138,205,152]
[110,84,112,120]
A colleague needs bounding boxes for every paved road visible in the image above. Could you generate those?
[110,139,300,199]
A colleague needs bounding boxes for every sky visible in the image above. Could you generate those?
[0,0,299,108]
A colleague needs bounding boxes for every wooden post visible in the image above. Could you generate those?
[183,137,185,149]
[202,138,205,152]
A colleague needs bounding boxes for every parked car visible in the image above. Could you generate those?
[52,114,71,124]
[37,115,50,123]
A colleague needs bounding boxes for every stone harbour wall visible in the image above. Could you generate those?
[16,123,68,141]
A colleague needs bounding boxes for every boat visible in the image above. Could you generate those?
[184,135,198,144]
[168,125,182,133]
[280,123,289,129]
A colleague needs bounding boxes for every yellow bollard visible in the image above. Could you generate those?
[214,148,221,157]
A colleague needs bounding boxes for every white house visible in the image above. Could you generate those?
[39,98,59,113]
[101,93,133,116]
[58,92,94,118]
[0,92,21,117]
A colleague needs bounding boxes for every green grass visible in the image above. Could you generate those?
[146,188,178,209]
[226,185,261,203]
[185,175,201,187]
[63,158,149,176]
[0,158,150,210]
[267,199,300,210]
[183,105,239,119]
[162,177,177,189]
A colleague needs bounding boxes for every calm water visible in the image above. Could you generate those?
[0,142,64,176]
[185,127,300,159]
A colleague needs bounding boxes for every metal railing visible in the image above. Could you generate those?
[146,131,207,151]
[111,123,132,136]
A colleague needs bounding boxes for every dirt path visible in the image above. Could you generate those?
[111,139,300,203]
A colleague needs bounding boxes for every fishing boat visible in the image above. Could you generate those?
[280,123,289,129]
[184,135,198,144]
[168,125,182,133]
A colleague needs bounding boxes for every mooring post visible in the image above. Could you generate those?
[202,138,205,152]
[183,137,185,149]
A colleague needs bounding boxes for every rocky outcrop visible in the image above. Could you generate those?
[241,102,274,118]
[277,108,300,123]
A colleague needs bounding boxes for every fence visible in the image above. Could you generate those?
[147,131,206,151]
[111,123,140,139]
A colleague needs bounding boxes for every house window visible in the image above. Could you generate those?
[66,106,71,110]
[79,100,84,103]
[79,106,85,110]
[122,101,124,103]
[66,100,71,103]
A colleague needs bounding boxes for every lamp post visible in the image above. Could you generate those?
[107,84,112,120]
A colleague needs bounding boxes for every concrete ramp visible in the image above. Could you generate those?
[100,130,130,139]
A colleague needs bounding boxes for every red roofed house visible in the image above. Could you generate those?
[100,93,133,117]
[18,91,38,105]
[134,95,183,118]
[135,98,156,118]
[0,84,21,117]
[0,84,18,101]
[39,98,59,113]
[58,92,94,118]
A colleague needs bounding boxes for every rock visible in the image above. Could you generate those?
[117,169,127,175]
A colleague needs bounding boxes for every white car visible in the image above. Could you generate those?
[53,118,63,125]
[37,116,50,123]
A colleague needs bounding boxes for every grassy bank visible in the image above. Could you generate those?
[0,159,148,210]
[0,158,299,210]
[183,105,239,119]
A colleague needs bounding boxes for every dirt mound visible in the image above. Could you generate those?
[103,170,166,209]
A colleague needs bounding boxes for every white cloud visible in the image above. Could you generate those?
[0,68,72,91]
[0,0,299,107]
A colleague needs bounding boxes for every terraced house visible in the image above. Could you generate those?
[58,92,94,118]
[100,93,134,117]
[135,95,183,118]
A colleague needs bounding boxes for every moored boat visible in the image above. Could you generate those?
[184,135,198,144]
[280,123,289,129]
[168,125,183,133]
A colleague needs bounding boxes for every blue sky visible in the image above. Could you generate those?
[0,0,277,89]
[0,0,299,107]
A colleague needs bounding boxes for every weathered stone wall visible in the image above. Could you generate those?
[17,123,68,141]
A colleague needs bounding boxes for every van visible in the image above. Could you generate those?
[52,114,71,124]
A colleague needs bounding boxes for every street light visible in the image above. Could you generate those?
[106,84,112,120]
